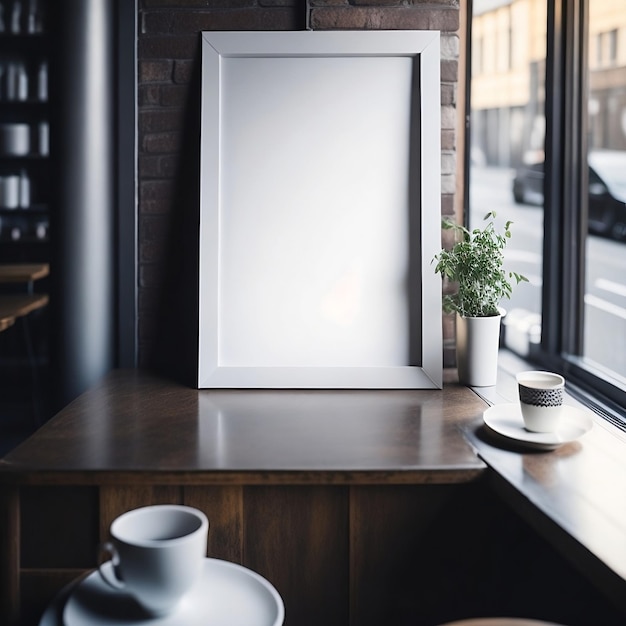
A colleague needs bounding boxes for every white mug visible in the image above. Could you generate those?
[0,123,30,156]
[98,505,209,616]
[516,370,565,432]
[0,175,20,209]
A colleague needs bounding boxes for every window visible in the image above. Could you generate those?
[581,3,626,411]
[470,0,546,352]
[469,0,626,426]
[608,29,618,64]
[596,29,619,67]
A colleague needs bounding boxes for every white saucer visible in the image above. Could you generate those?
[483,403,593,450]
[46,558,284,626]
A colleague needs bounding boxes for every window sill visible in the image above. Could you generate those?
[461,350,626,614]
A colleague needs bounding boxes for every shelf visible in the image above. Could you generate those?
[0,33,48,40]
[0,33,48,54]
[0,100,48,111]
[0,154,47,162]
[0,156,49,173]
[0,242,50,265]
[0,237,49,245]
[0,205,48,214]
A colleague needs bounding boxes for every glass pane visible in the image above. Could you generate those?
[583,1,626,384]
[470,0,546,358]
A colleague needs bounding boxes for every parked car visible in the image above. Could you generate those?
[512,150,626,240]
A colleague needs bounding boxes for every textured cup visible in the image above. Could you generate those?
[98,505,208,616]
[516,371,565,432]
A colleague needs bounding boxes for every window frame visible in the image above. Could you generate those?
[544,0,626,421]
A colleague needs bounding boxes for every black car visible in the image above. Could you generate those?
[512,150,626,240]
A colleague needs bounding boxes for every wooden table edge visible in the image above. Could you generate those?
[0,465,487,486]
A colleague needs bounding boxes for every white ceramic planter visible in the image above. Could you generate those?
[456,312,502,387]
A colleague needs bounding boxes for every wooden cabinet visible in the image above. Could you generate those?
[8,481,483,626]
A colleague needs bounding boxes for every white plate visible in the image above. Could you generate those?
[41,558,284,626]
[483,403,593,450]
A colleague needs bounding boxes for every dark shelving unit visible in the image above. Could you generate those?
[0,0,51,447]
[0,0,135,452]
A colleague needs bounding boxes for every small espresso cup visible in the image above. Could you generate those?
[98,505,208,616]
[516,370,565,433]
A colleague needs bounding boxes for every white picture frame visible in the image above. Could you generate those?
[198,30,442,389]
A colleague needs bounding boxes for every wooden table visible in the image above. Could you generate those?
[0,369,488,626]
[0,315,15,332]
[0,293,49,321]
[0,263,49,332]
[0,263,49,286]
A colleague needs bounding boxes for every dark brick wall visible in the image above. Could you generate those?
[137,0,460,371]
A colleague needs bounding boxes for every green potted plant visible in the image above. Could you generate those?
[433,211,528,386]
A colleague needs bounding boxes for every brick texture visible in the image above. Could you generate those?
[310,5,458,30]
[137,0,461,369]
